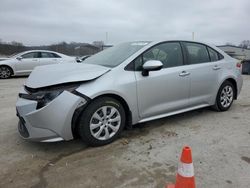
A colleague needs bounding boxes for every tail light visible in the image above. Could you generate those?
[236,62,242,68]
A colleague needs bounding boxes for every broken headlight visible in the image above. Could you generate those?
[21,84,80,109]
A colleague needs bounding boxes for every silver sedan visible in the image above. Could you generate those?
[0,50,76,78]
[16,40,243,146]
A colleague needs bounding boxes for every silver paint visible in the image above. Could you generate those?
[16,40,243,142]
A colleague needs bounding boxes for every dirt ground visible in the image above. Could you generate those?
[0,76,250,188]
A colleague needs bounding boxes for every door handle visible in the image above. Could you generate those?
[213,65,221,70]
[179,71,190,77]
[32,59,38,61]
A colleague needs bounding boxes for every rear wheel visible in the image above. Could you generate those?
[0,66,12,79]
[213,81,235,111]
[78,97,126,146]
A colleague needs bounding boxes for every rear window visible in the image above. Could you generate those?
[41,52,54,58]
[52,53,61,58]
[41,52,61,58]
[183,42,210,64]
[208,47,219,62]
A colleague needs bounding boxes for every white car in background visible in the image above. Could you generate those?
[0,57,9,61]
[0,50,76,78]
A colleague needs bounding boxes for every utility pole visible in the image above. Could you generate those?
[105,32,108,44]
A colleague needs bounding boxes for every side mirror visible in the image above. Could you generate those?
[76,58,82,63]
[16,56,22,61]
[142,60,163,76]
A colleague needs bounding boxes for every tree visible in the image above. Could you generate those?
[10,41,24,46]
[92,41,104,48]
[225,42,234,46]
[239,40,250,49]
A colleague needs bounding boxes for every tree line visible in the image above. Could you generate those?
[0,40,105,57]
[0,39,249,57]
[224,40,250,49]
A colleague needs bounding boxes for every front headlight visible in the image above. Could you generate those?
[21,84,80,109]
[37,85,79,109]
[37,90,63,108]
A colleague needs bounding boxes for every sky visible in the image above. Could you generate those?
[0,0,249,46]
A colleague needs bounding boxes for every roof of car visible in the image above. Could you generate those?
[21,50,61,54]
[16,50,70,58]
[140,40,229,58]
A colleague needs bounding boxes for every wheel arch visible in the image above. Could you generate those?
[218,77,238,99]
[94,93,132,127]
[71,93,132,139]
[0,64,14,75]
[225,78,237,99]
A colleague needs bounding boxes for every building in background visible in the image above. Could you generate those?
[218,45,250,60]
[218,45,250,74]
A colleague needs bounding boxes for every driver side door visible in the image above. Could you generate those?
[15,52,40,74]
[135,42,190,120]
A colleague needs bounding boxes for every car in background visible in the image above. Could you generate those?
[0,57,9,61]
[0,50,76,78]
[80,55,91,61]
[16,40,243,146]
[76,55,91,63]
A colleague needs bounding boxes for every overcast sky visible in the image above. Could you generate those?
[0,0,249,46]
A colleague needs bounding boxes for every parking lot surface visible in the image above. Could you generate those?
[0,76,250,188]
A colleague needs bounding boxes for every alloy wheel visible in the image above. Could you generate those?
[89,106,121,141]
[0,67,11,78]
[220,85,233,108]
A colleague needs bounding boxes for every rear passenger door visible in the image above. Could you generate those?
[39,52,61,66]
[181,42,221,107]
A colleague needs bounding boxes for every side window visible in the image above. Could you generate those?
[134,56,143,71]
[52,53,61,58]
[183,42,210,64]
[218,53,224,60]
[41,52,54,58]
[208,47,219,62]
[21,52,39,59]
[135,42,183,70]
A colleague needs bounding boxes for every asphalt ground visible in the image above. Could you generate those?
[0,76,250,188]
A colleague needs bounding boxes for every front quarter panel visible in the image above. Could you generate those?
[25,91,85,140]
[0,59,17,74]
[76,68,139,124]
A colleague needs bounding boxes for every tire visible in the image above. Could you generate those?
[0,66,12,79]
[78,97,126,146]
[213,81,235,111]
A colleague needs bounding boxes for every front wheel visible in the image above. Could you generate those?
[213,81,235,111]
[0,66,12,79]
[78,97,126,146]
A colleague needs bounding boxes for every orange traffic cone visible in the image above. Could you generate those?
[166,146,196,188]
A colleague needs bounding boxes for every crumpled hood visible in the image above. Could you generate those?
[25,63,111,89]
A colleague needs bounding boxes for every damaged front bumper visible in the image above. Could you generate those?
[16,88,87,142]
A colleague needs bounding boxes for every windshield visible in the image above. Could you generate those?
[84,41,150,68]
